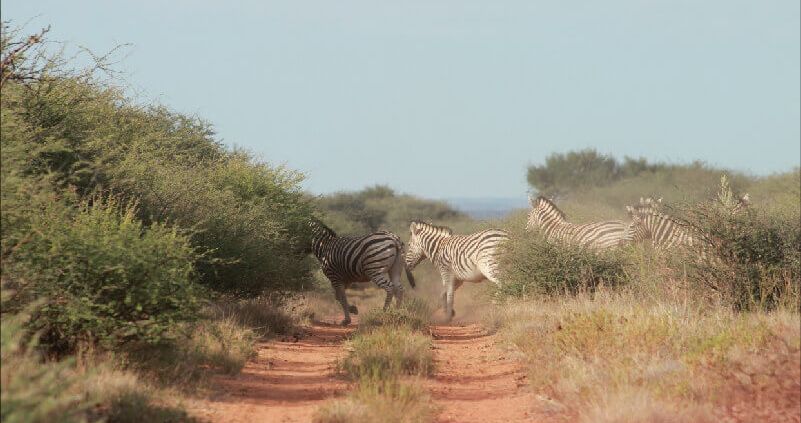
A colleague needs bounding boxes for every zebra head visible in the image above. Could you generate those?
[406,221,452,270]
[526,195,565,230]
[308,219,336,255]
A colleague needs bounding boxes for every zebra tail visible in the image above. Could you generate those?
[405,266,416,289]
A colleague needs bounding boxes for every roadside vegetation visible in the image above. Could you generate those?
[484,151,801,422]
[1,24,314,422]
[314,299,437,423]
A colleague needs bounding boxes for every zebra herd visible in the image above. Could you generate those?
[310,194,750,325]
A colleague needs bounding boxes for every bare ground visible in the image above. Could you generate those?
[187,317,544,422]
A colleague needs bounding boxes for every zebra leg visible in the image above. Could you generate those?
[444,275,455,322]
[333,284,351,326]
[383,288,393,310]
[394,284,404,306]
[478,260,501,285]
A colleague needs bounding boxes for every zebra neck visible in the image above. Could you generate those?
[538,214,571,236]
[421,233,449,263]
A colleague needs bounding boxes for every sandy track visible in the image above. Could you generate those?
[427,323,538,423]
[188,318,354,423]
[189,318,540,422]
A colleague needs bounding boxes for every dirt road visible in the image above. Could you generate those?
[187,318,354,423]
[188,317,541,422]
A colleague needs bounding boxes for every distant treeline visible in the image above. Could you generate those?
[527,149,752,198]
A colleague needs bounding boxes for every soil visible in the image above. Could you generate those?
[187,317,543,422]
[186,315,800,423]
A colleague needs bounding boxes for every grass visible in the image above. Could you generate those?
[356,297,433,334]
[488,290,800,422]
[340,327,434,379]
[314,292,438,423]
[313,376,436,423]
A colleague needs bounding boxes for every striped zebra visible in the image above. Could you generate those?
[406,221,508,321]
[309,220,415,326]
[624,195,750,258]
[526,196,631,249]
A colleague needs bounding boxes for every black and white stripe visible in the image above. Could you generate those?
[310,220,415,326]
[624,195,750,261]
[526,196,631,249]
[406,221,508,321]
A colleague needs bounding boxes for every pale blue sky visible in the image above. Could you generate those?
[5,1,799,198]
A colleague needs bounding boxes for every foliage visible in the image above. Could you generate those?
[497,229,629,298]
[526,149,750,214]
[1,194,202,353]
[317,184,466,235]
[1,27,316,295]
[0,302,91,423]
[527,149,670,196]
[313,376,435,423]
[680,178,801,311]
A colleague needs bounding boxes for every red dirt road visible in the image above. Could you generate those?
[188,318,354,423]
[188,319,540,422]
[426,323,539,423]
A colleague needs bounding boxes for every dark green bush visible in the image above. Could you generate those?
[317,185,466,235]
[497,230,629,298]
[2,195,202,352]
[682,200,800,311]
[1,42,316,295]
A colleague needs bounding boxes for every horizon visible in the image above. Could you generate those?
[5,1,800,198]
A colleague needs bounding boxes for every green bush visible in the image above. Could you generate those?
[0,302,91,423]
[2,195,202,352]
[497,230,629,298]
[1,31,317,295]
[681,196,800,311]
[317,185,467,235]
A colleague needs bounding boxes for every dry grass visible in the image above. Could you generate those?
[313,376,436,423]
[489,289,800,422]
[340,326,434,379]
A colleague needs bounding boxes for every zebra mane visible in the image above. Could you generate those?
[310,219,337,238]
[534,196,566,220]
[411,221,453,235]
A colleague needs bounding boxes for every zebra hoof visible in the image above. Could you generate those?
[451,309,456,318]
[340,319,351,326]
[348,305,359,315]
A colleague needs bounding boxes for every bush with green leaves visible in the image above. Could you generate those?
[317,185,467,235]
[679,181,800,311]
[2,194,202,352]
[497,229,629,298]
[0,301,91,423]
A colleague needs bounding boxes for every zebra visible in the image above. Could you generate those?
[309,220,415,326]
[624,194,750,258]
[526,196,632,249]
[405,221,508,322]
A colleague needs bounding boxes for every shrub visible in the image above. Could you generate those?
[0,303,91,423]
[679,183,800,311]
[1,195,202,352]
[1,28,317,296]
[317,184,467,235]
[497,230,629,298]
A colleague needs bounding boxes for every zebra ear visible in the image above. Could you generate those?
[528,195,535,207]
[410,222,419,235]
